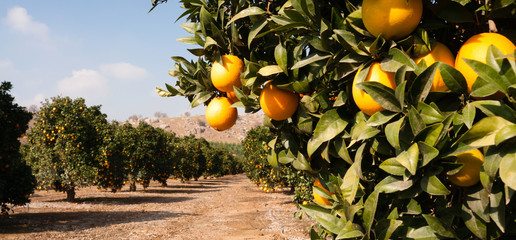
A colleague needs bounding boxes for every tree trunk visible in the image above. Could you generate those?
[130,180,137,192]
[66,188,75,202]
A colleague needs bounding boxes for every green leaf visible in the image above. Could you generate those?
[411,62,439,102]
[495,124,516,146]
[379,158,406,176]
[408,106,425,135]
[381,48,417,72]
[422,214,456,238]
[176,36,199,45]
[406,199,422,215]
[367,111,398,127]
[376,219,403,240]
[363,190,380,237]
[376,176,414,193]
[292,152,313,171]
[226,6,265,26]
[489,186,506,233]
[334,137,353,165]
[156,87,174,97]
[462,103,476,129]
[418,141,439,167]
[275,42,288,74]
[470,100,516,123]
[189,91,214,108]
[247,18,267,48]
[336,221,364,239]
[356,81,401,112]
[500,151,516,190]
[396,143,419,176]
[417,102,444,125]
[461,204,487,240]
[307,109,349,156]
[439,62,468,94]
[414,123,443,147]
[464,59,509,95]
[257,65,284,76]
[406,226,439,239]
[341,163,360,204]
[351,122,381,141]
[386,117,404,150]
[421,175,450,195]
[458,116,514,147]
[291,53,331,70]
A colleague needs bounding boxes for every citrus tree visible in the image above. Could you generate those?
[95,122,129,192]
[242,126,313,202]
[172,135,208,182]
[153,0,516,238]
[23,96,107,201]
[0,82,36,214]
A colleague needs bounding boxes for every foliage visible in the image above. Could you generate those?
[23,96,107,201]
[204,145,241,177]
[95,122,130,192]
[172,135,208,182]
[155,0,516,239]
[242,126,313,203]
[0,82,36,214]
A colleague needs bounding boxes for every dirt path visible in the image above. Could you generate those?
[0,174,312,240]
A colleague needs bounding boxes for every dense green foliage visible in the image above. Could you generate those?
[22,96,242,200]
[0,82,36,215]
[23,96,108,201]
[242,126,313,203]
[155,0,516,239]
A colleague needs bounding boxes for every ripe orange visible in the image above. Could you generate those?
[447,149,484,187]
[455,33,516,93]
[414,42,455,92]
[313,178,332,205]
[362,0,423,40]
[205,97,238,131]
[226,90,239,103]
[259,82,299,121]
[352,62,396,116]
[210,55,243,92]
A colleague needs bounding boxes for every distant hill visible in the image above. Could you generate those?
[128,113,264,144]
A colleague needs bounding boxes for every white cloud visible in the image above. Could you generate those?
[58,69,108,100]
[100,62,148,80]
[0,59,14,70]
[2,6,49,40]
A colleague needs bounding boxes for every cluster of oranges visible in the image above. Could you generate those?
[354,0,516,117]
[206,56,300,131]
[349,0,512,188]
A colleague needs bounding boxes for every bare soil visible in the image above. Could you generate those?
[0,174,312,240]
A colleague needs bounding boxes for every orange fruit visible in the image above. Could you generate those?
[455,32,516,93]
[205,97,238,131]
[313,178,332,205]
[414,42,455,92]
[362,0,423,40]
[352,62,396,116]
[259,82,299,121]
[226,90,239,103]
[210,55,243,92]
[447,149,484,187]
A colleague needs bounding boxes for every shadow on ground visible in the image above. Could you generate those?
[0,210,195,234]
[48,196,195,205]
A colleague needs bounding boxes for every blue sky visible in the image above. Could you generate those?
[1,1,205,121]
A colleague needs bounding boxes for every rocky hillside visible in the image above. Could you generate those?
[128,113,264,143]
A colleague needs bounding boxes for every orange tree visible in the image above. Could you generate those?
[95,121,129,192]
[23,96,107,201]
[242,126,313,203]
[0,82,36,214]
[172,135,208,182]
[153,0,516,238]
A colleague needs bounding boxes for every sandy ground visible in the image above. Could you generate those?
[0,174,313,240]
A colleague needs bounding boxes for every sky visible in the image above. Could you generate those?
[0,0,206,121]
